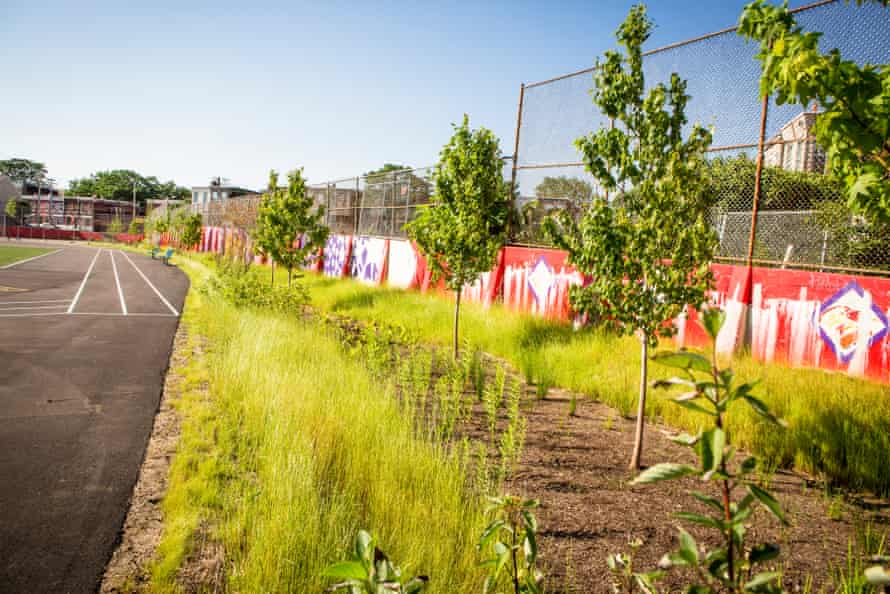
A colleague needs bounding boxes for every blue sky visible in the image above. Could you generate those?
[3,0,792,191]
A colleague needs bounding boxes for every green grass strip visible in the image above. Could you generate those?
[295,271,890,496]
[0,245,54,267]
[152,259,485,593]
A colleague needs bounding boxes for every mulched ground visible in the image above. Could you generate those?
[488,382,886,593]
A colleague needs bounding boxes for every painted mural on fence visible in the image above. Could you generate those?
[351,236,388,285]
[460,249,506,307]
[677,264,890,382]
[323,234,352,278]
[198,225,890,384]
[387,240,421,289]
[502,246,583,320]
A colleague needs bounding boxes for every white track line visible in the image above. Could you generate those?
[69,312,177,317]
[67,249,102,314]
[109,250,128,315]
[0,299,69,305]
[0,248,63,269]
[0,311,177,319]
[0,304,68,311]
[118,250,180,316]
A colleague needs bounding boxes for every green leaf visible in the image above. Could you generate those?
[478,520,506,548]
[748,484,788,525]
[671,432,700,446]
[322,561,368,581]
[632,463,698,484]
[743,571,782,591]
[741,395,785,426]
[677,528,699,566]
[700,309,726,341]
[691,491,724,513]
[652,351,712,374]
[634,571,663,593]
[674,511,724,530]
[673,398,718,417]
[702,427,725,473]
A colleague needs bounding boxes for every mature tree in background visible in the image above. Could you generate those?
[364,163,411,177]
[739,0,890,223]
[535,176,595,210]
[544,5,717,470]
[255,169,329,287]
[0,158,47,186]
[406,115,509,360]
[69,170,189,204]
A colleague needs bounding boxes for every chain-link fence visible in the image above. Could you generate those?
[512,0,890,274]
[178,0,888,274]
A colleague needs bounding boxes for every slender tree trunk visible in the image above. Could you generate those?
[629,332,648,470]
[453,288,462,360]
[287,266,292,288]
[271,261,275,287]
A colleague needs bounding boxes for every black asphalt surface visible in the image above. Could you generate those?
[0,242,188,593]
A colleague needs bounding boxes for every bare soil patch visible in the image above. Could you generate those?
[494,385,887,592]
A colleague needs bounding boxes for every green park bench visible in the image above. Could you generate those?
[161,248,174,265]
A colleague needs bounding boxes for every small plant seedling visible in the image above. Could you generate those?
[607,539,662,594]
[630,308,789,593]
[323,530,428,594]
[478,495,543,594]
[499,377,527,482]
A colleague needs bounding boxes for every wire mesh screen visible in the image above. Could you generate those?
[513,0,890,274]
[352,167,436,238]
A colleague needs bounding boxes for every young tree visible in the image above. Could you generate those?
[254,168,329,287]
[739,0,890,223]
[4,198,17,240]
[544,5,717,470]
[406,115,509,360]
[181,213,203,249]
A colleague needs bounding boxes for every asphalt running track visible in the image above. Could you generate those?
[0,242,188,593]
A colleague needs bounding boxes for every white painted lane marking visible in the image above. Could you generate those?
[110,250,127,315]
[0,304,69,311]
[0,299,69,305]
[0,248,63,269]
[118,250,179,316]
[69,312,177,317]
[67,249,102,314]
[0,311,177,318]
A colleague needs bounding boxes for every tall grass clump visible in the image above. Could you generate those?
[298,273,890,496]
[153,259,486,593]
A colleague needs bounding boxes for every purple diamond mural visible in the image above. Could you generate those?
[323,234,351,277]
[351,237,388,284]
[817,280,889,363]
[526,256,555,305]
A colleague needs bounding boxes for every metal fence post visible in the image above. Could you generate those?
[509,83,526,206]
[737,92,772,352]
[746,93,770,269]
